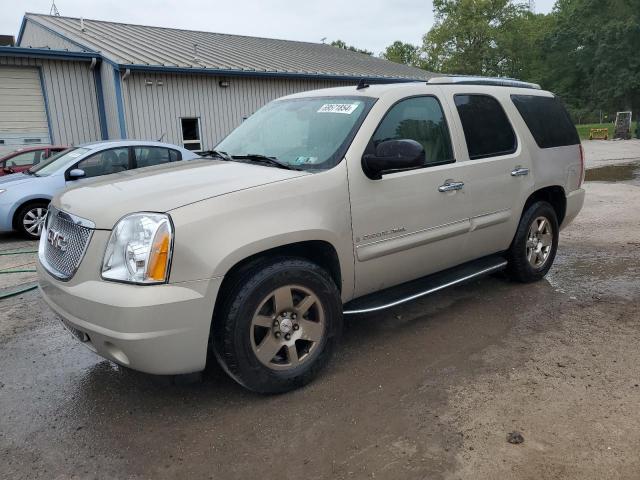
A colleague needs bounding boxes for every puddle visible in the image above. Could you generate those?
[585,161,640,185]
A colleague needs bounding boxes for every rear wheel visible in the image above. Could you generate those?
[211,257,342,393]
[506,201,559,283]
[16,201,48,239]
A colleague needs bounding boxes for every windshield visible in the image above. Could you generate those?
[29,148,90,176]
[216,96,374,171]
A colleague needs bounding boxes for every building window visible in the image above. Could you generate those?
[181,118,202,151]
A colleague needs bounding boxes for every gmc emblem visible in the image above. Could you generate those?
[47,228,68,252]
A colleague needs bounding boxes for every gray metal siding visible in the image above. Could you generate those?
[99,63,122,139]
[19,20,85,51]
[0,56,101,146]
[122,72,352,148]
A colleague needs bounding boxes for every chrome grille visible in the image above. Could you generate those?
[39,206,94,281]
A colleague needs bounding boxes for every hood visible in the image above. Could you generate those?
[0,172,40,188]
[55,159,309,229]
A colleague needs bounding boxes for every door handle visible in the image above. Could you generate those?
[438,181,465,192]
[511,167,529,177]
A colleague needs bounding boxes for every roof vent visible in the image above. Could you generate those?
[79,18,86,32]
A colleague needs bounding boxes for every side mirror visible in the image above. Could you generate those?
[2,166,14,174]
[68,168,86,179]
[362,139,425,180]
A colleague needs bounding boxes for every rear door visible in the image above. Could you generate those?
[442,88,534,259]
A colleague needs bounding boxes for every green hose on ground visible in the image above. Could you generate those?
[0,284,38,300]
[0,248,38,299]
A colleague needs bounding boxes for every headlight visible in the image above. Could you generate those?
[101,213,173,284]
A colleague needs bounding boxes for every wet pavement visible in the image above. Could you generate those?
[1,147,640,479]
[584,160,640,185]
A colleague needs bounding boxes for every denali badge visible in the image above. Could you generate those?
[47,228,68,252]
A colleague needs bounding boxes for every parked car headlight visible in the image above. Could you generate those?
[101,213,173,284]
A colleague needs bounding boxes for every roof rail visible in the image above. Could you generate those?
[427,76,541,90]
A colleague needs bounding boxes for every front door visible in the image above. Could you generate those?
[347,93,477,297]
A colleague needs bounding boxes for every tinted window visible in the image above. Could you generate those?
[169,149,180,162]
[454,95,517,160]
[134,147,178,168]
[371,96,453,166]
[76,147,130,178]
[511,95,580,148]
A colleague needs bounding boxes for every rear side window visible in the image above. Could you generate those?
[511,95,580,148]
[454,94,517,160]
[134,147,181,168]
[371,96,454,167]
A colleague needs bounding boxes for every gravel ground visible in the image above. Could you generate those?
[0,143,639,479]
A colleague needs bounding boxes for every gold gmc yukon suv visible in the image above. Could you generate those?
[37,77,585,393]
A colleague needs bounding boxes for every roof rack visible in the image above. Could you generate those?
[427,76,541,90]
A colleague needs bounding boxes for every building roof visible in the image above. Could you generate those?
[21,13,433,81]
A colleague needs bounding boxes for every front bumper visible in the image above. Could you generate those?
[38,261,222,375]
[560,187,585,230]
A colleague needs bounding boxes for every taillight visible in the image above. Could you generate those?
[578,143,585,186]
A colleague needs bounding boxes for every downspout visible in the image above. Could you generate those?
[90,57,108,140]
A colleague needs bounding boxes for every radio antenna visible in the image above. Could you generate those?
[50,0,60,16]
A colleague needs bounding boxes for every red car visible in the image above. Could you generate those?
[0,145,68,176]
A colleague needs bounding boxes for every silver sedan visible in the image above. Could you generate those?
[0,140,199,238]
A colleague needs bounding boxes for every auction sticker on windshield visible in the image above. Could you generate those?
[317,104,359,114]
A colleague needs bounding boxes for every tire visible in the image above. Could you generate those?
[211,257,342,394]
[15,201,48,239]
[506,201,559,283]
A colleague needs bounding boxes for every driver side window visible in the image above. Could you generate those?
[76,148,130,178]
[371,96,454,167]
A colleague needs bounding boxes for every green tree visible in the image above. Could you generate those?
[422,0,528,75]
[496,11,553,82]
[330,40,373,56]
[381,41,424,67]
[542,0,640,115]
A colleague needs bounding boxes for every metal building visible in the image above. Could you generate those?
[0,13,432,154]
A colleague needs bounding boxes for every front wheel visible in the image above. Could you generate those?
[16,201,48,239]
[211,257,342,393]
[506,201,559,283]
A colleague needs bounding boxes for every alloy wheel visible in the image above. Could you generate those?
[250,285,325,371]
[526,216,553,268]
[23,207,47,237]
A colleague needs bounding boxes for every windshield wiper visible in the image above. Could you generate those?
[231,154,301,171]
[23,170,38,176]
[199,149,233,161]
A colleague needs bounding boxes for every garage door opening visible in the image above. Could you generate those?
[0,67,51,154]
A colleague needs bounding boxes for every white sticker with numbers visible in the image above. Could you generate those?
[317,103,359,114]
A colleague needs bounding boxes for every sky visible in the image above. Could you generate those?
[2,0,557,55]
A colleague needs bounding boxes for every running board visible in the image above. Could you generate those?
[343,255,507,315]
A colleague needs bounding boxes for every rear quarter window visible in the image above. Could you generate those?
[511,95,580,148]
